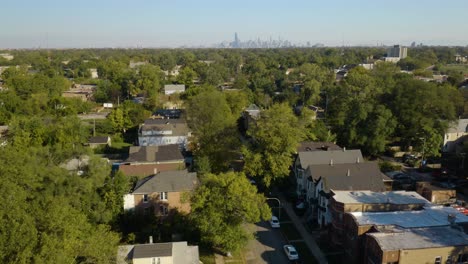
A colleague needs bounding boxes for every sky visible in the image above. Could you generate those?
[1,0,468,48]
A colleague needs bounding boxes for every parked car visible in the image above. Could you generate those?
[451,205,468,216]
[283,245,299,260]
[269,216,280,228]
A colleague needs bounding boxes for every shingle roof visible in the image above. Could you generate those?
[368,226,468,251]
[447,119,468,133]
[140,119,189,137]
[313,162,386,192]
[133,170,198,194]
[298,149,363,169]
[126,145,183,163]
[133,243,172,259]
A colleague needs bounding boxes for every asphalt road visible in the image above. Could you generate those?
[244,221,292,264]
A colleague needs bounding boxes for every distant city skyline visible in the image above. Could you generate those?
[1,0,468,49]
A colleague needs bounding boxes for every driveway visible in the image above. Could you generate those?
[244,221,292,264]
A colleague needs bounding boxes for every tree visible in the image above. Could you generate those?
[186,90,239,171]
[243,103,305,187]
[190,172,271,253]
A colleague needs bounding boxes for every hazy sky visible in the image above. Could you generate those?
[1,0,467,48]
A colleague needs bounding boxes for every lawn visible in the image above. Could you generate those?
[439,64,468,74]
[279,223,302,241]
[199,248,216,264]
[290,241,318,264]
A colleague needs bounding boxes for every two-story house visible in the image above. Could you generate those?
[442,118,468,153]
[138,118,190,149]
[119,144,185,178]
[118,240,199,264]
[123,170,198,217]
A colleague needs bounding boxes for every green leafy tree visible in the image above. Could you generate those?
[243,103,305,187]
[190,172,271,253]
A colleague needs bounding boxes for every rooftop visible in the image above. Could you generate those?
[133,170,198,194]
[298,149,363,168]
[88,136,110,144]
[133,243,172,259]
[351,205,468,228]
[332,190,429,205]
[164,84,186,92]
[313,162,386,192]
[140,118,189,136]
[126,145,183,163]
[368,226,468,251]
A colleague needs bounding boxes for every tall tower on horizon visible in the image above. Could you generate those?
[233,32,240,48]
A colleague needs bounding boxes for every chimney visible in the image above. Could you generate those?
[343,147,346,152]
[347,169,350,176]
[356,157,360,163]
[153,168,158,175]
[330,159,333,166]
[149,236,153,244]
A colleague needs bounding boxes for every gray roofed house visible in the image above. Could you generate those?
[164,84,186,95]
[117,241,199,264]
[331,190,429,205]
[138,118,190,148]
[132,170,198,194]
[87,136,111,149]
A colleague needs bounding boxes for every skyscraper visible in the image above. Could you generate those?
[387,45,408,59]
[233,32,240,48]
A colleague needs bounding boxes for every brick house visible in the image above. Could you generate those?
[123,170,198,217]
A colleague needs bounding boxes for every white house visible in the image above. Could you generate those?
[138,119,190,149]
[117,241,199,264]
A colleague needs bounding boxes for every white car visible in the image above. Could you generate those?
[269,216,280,228]
[283,245,299,260]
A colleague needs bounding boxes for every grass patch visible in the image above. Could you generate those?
[440,64,468,74]
[280,223,302,241]
[290,241,318,264]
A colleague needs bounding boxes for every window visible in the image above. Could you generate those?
[143,194,149,203]
[160,192,168,201]
[435,256,441,264]
[160,205,168,216]
[152,257,160,264]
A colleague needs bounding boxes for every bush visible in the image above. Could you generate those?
[379,161,401,172]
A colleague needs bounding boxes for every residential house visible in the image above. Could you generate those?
[0,53,14,61]
[416,182,457,205]
[308,162,388,227]
[455,54,468,63]
[138,118,190,149]
[89,68,98,79]
[242,104,261,131]
[294,148,363,196]
[87,136,111,149]
[123,170,198,217]
[343,205,468,264]
[119,145,185,177]
[329,190,429,246]
[62,84,96,102]
[164,84,185,95]
[118,241,199,264]
[162,65,182,77]
[296,141,341,153]
[365,226,468,264]
[443,119,468,153]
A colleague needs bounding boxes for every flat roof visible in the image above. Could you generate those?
[332,190,429,205]
[351,206,468,228]
[368,226,468,250]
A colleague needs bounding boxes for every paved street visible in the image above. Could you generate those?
[243,222,291,264]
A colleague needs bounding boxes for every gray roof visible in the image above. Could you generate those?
[297,141,342,152]
[368,226,468,251]
[133,170,198,194]
[126,145,183,163]
[133,243,172,259]
[245,104,260,111]
[164,84,186,92]
[332,190,429,205]
[298,149,363,169]
[312,162,386,192]
[447,119,468,133]
[350,205,468,228]
[140,119,189,136]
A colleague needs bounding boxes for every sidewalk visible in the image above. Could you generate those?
[278,193,328,264]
